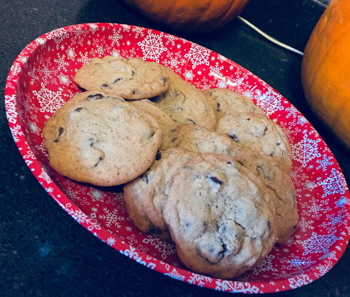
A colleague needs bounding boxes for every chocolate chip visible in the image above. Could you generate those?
[54,127,64,142]
[101,83,110,89]
[113,78,122,84]
[155,150,162,160]
[208,175,223,185]
[228,133,239,142]
[87,93,104,101]
[187,118,196,125]
[93,156,104,167]
[73,107,84,112]
[263,126,268,136]
[216,102,221,112]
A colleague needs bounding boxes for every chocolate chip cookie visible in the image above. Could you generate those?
[43,91,162,186]
[163,153,278,279]
[154,67,216,130]
[74,56,169,100]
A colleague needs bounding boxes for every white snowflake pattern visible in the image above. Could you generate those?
[66,47,76,59]
[187,274,213,287]
[254,88,284,116]
[300,231,339,255]
[28,121,40,135]
[251,254,277,275]
[164,50,186,71]
[62,181,90,206]
[209,62,224,78]
[4,94,18,124]
[46,28,70,48]
[316,155,334,172]
[98,207,125,228]
[106,237,116,246]
[142,235,176,260]
[317,168,347,198]
[131,26,145,39]
[164,268,186,281]
[288,274,312,289]
[300,196,331,220]
[54,55,69,71]
[64,203,101,232]
[291,133,321,167]
[88,188,106,202]
[215,280,261,293]
[108,29,123,46]
[9,124,24,142]
[138,31,166,62]
[298,216,315,232]
[319,211,345,230]
[184,44,210,69]
[33,84,65,113]
[285,255,316,268]
[38,169,52,184]
[317,260,334,277]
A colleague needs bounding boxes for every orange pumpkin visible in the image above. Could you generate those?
[301,0,350,148]
[120,0,251,33]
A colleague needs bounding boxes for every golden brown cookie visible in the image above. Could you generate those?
[43,91,162,186]
[154,67,217,130]
[203,88,263,119]
[130,99,178,150]
[163,153,278,279]
[74,56,169,100]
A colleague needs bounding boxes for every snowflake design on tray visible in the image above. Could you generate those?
[298,231,339,256]
[32,83,66,113]
[184,43,210,69]
[317,168,347,198]
[98,207,126,229]
[291,132,322,168]
[253,88,284,116]
[142,235,176,260]
[138,30,167,62]
[5,23,350,294]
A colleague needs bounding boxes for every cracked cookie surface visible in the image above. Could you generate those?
[216,111,292,172]
[154,67,216,131]
[74,56,169,100]
[43,91,162,186]
[203,88,264,119]
[163,153,278,279]
[123,147,196,239]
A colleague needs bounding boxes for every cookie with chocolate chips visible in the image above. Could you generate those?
[203,88,264,119]
[123,147,196,239]
[163,153,278,279]
[154,67,216,131]
[216,111,292,172]
[169,123,298,245]
[43,91,162,186]
[130,99,178,150]
[74,56,170,100]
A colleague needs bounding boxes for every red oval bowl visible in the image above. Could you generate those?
[5,23,350,293]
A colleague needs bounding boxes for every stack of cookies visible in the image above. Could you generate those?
[43,56,298,279]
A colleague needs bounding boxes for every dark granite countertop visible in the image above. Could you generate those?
[1,0,349,296]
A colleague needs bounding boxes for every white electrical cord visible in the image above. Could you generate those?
[237,16,304,56]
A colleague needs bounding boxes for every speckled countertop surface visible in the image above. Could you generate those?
[1,0,350,296]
